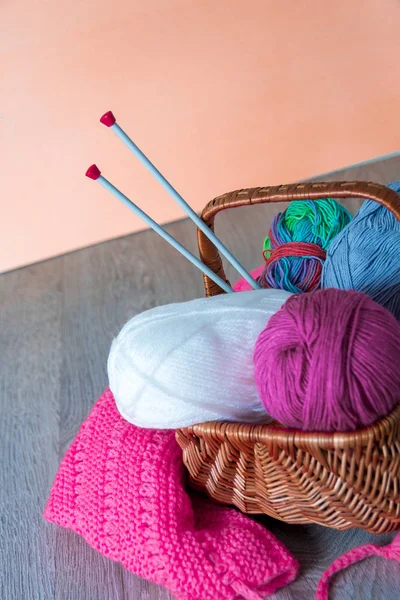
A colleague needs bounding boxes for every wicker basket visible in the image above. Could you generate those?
[176,181,400,534]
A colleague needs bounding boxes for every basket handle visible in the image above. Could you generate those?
[198,180,400,296]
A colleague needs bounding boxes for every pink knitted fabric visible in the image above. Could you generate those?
[44,389,298,600]
[316,533,400,599]
[233,265,265,291]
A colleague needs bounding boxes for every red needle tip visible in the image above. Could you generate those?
[100,111,116,127]
[85,164,101,180]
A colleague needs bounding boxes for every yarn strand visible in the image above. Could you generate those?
[315,533,400,600]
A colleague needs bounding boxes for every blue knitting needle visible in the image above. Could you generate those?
[86,165,234,294]
[100,111,260,290]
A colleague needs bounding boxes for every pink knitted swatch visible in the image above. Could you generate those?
[316,533,400,599]
[44,389,298,600]
[233,265,265,291]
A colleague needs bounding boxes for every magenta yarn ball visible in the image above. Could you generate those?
[253,289,400,432]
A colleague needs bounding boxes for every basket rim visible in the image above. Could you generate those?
[197,181,400,297]
[180,404,400,449]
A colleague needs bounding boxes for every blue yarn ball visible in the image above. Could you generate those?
[322,181,400,320]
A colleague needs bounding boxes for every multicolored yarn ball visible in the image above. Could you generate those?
[253,288,400,432]
[322,180,400,321]
[260,199,352,293]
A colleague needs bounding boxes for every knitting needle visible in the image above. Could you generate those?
[100,111,260,290]
[86,165,234,294]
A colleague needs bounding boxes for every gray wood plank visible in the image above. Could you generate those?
[1,155,400,600]
[0,261,62,600]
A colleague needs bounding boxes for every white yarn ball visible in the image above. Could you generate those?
[108,288,292,428]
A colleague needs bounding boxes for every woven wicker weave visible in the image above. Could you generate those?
[176,181,400,533]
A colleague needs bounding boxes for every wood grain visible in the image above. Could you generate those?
[1,155,400,599]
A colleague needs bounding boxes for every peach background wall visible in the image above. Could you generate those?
[1,0,400,273]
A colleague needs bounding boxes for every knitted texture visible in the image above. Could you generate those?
[316,533,400,599]
[44,389,299,600]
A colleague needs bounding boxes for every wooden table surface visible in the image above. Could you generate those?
[2,156,400,600]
